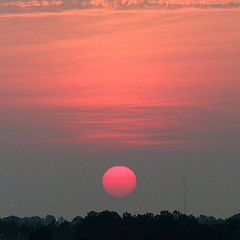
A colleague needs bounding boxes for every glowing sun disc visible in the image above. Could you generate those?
[102,166,137,197]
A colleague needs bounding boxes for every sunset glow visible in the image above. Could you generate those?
[1,0,240,217]
[1,9,239,150]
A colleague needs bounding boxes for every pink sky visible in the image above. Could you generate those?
[0,2,240,218]
[1,8,239,150]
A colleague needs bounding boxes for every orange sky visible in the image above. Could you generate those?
[0,3,240,218]
[1,9,239,150]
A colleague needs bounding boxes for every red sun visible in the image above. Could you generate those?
[102,166,137,197]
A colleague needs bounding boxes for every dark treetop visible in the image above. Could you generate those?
[1,210,240,240]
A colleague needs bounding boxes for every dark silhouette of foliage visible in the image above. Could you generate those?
[0,211,240,240]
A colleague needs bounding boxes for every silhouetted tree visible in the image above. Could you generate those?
[1,210,240,240]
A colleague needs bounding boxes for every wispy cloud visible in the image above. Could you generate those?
[3,0,63,8]
[86,0,240,9]
[0,8,239,150]
[1,0,240,15]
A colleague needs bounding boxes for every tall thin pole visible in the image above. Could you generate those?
[183,176,187,214]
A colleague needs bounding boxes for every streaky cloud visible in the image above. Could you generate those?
[1,0,240,15]
[3,0,63,7]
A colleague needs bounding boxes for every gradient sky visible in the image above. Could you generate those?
[0,0,240,219]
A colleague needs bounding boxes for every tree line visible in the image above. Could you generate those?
[1,210,240,240]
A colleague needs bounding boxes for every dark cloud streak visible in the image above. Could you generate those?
[1,0,240,15]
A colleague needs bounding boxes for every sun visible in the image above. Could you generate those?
[102,166,137,197]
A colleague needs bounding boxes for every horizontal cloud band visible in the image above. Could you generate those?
[1,0,240,13]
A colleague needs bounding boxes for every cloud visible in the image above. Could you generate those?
[1,0,240,15]
[3,0,63,8]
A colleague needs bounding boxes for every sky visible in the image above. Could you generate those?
[0,0,240,219]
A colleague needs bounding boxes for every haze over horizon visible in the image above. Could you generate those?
[0,0,240,219]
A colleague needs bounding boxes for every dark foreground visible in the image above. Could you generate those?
[1,211,240,240]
